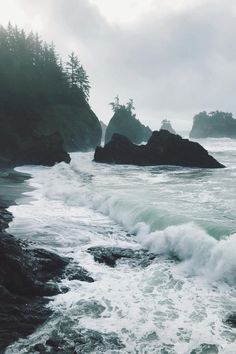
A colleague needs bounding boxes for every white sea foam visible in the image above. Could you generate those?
[8,147,236,353]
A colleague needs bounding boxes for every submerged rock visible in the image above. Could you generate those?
[224,314,236,328]
[33,328,124,354]
[190,343,220,354]
[94,130,225,168]
[87,246,156,267]
[64,263,94,283]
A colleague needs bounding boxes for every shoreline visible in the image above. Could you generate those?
[0,169,69,352]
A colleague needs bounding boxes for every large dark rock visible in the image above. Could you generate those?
[105,107,152,144]
[87,246,156,268]
[0,228,70,351]
[0,132,71,168]
[190,111,236,139]
[95,130,225,168]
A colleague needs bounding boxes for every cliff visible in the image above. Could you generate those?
[190,111,236,139]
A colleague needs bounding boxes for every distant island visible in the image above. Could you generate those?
[105,96,152,144]
[0,24,101,167]
[190,111,236,139]
[160,119,176,134]
[95,130,224,168]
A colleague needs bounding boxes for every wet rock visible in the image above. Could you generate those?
[95,130,225,168]
[87,246,156,267]
[76,299,106,318]
[224,314,236,328]
[190,343,220,354]
[0,206,13,230]
[0,228,69,351]
[64,264,94,283]
[33,343,47,353]
[75,329,125,352]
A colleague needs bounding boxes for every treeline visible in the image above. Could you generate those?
[0,24,90,128]
[0,23,102,166]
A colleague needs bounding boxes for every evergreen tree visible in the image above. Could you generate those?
[66,52,90,101]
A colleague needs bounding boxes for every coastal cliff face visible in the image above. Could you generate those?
[95,130,225,168]
[190,111,236,138]
[0,24,101,168]
[105,108,152,144]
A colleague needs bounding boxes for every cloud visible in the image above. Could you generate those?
[2,0,236,130]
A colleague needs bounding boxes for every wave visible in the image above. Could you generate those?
[15,157,236,286]
[89,193,236,285]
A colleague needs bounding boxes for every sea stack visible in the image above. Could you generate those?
[94,130,225,168]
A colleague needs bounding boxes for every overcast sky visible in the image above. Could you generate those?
[1,0,236,131]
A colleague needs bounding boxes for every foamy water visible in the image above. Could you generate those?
[6,138,236,353]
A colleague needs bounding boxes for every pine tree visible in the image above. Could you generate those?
[66,52,90,101]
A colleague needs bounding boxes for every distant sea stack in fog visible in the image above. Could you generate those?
[95,130,225,168]
[100,121,107,142]
[160,120,176,134]
[105,96,152,144]
[190,111,236,139]
[0,24,101,167]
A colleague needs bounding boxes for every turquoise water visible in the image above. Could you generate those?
[6,138,236,353]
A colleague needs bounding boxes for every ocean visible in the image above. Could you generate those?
[5,138,236,353]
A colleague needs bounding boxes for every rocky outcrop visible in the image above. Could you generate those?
[105,107,152,144]
[0,178,94,351]
[160,119,176,134]
[0,220,69,351]
[88,246,156,268]
[94,130,225,168]
[190,111,236,139]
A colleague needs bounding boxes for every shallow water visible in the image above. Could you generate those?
[6,138,236,353]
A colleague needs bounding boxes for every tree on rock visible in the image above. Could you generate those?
[66,52,90,101]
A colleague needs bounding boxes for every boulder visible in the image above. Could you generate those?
[94,130,225,168]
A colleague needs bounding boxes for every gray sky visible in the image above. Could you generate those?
[1,0,236,131]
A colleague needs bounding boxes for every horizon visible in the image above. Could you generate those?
[1,0,236,131]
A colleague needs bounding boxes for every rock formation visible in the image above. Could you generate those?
[95,130,225,168]
[105,107,152,144]
[190,111,236,139]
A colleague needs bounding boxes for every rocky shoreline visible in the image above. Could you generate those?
[0,170,94,352]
